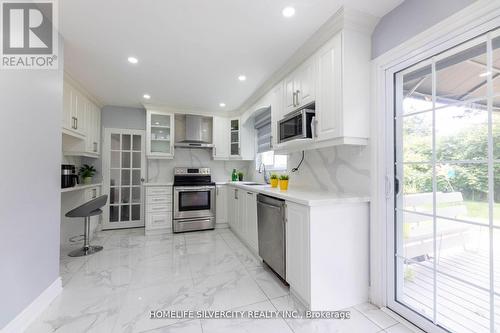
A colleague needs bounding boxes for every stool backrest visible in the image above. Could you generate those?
[66,195,108,218]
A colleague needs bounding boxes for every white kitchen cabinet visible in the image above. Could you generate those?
[212,117,230,160]
[62,80,86,138]
[229,118,240,158]
[286,202,311,305]
[62,78,101,158]
[283,58,316,115]
[244,190,258,252]
[216,185,227,225]
[84,101,101,155]
[227,186,259,253]
[145,186,173,234]
[146,110,175,159]
[285,200,369,310]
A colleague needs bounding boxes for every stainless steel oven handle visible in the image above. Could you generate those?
[174,186,215,191]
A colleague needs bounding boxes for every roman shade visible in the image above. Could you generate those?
[254,107,272,153]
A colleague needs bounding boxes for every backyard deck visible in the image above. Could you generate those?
[402,250,500,333]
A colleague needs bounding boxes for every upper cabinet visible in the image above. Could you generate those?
[266,8,375,152]
[284,57,316,115]
[213,116,230,160]
[229,118,240,158]
[146,110,174,159]
[62,77,101,158]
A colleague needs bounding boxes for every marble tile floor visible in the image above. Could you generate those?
[28,228,417,333]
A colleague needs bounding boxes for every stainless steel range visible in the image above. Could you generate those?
[172,167,216,233]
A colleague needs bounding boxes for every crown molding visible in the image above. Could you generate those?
[142,103,233,118]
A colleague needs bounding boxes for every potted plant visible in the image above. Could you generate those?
[79,164,96,185]
[270,173,279,188]
[238,171,244,181]
[279,174,289,191]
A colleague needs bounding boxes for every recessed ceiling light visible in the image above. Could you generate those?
[219,103,226,108]
[282,6,295,18]
[479,71,492,77]
[143,94,151,99]
[128,56,138,64]
[238,75,247,81]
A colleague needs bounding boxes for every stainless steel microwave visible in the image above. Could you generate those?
[278,108,316,143]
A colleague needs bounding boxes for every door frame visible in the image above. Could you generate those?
[102,127,146,229]
[370,1,500,331]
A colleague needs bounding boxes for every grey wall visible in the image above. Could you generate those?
[0,41,63,327]
[372,0,475,59]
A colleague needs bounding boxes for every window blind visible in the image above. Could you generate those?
[254,107,272,153]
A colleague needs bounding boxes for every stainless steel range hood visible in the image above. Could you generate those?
[175,115,214,149]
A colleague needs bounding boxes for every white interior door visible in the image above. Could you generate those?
[388,29,500,333]
[102,128,146,229]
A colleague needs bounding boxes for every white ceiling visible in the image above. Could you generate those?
[60,0,402,111]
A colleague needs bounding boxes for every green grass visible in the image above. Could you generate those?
[464,201,500,220]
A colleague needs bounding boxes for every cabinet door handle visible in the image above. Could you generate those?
[292,92,296,107]
[296,90,300,105]
[93,142,98,152]
[214,147,216,157]
[75,117,78,130]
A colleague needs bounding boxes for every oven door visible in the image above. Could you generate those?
[173,186,215,220]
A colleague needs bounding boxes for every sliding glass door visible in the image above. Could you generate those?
[391,29,500,332]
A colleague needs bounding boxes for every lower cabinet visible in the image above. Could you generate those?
[286,202,311,305]
[216,185,227,225]
[285,200,369,311]
[145,186,172,233]
[227,186,258,253]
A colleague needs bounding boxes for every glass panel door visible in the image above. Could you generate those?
[150,113,171,154]
[103,128,145,229]
[393,31,500,333]
[230,119,240,156]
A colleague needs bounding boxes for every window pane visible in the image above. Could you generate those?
[274,154,287,170]
[132,135,141,151]
[402,111,432,163]
[494,110,500,161]
[121,170,130,186]
[132,152,141,168]
[132,170,141,185]
[111,151,120,168]
[110,169,120,187]
[151,114,170,127]
[402,64,432,114]
[122,151,131,168]
[109,187,119,204]
[436,163,488,223]
[122,134,131,150]
[436,219,489,289]
[436,100,488,161]
[109,205,119,222]
[121,187,130,204]
[436,273,490,333]
[262,151,274,166]
[436,41,487,103]
[111,134,120,150]
[131,205,140,220]
[402,164,433,214]
[495,164,500,227]
[131,187,141,203]
[120,205,130,221]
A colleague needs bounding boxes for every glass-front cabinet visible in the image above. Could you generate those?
[230,118,240,158]
[146,110,174,159]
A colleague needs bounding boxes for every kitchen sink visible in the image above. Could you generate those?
[243,182,267,186]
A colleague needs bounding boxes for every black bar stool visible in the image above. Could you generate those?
[65,195,108,257]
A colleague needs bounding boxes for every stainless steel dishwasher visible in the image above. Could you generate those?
[257,194,286,281]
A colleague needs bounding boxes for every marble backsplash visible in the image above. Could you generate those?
[251,145,370,195]
[147,148,252,183]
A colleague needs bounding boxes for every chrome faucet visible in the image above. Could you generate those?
[259,163,270,184]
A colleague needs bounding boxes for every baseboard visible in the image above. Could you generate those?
[215,223,229,229]
[2,277,62,333]
[145,227,172,236]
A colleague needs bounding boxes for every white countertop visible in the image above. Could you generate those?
[61,183,102,193]
[226,182,369,207]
